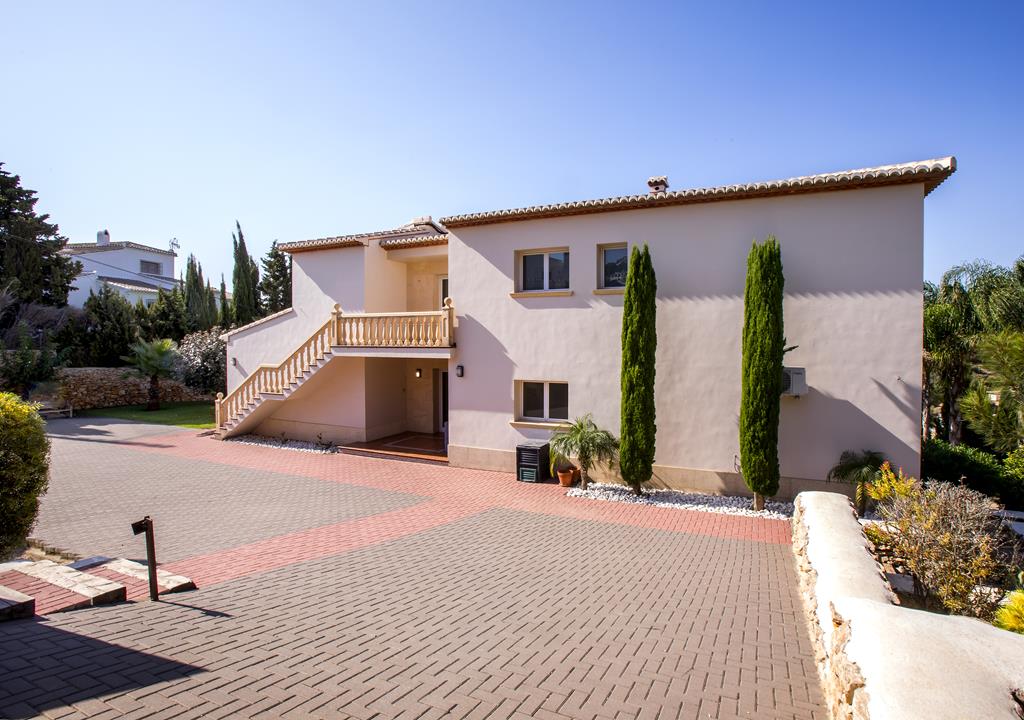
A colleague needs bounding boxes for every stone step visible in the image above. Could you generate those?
[0,559,125,616]
[70,557,195,596]
[0,585,34,621]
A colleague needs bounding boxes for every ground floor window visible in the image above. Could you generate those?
[520,381,569,421]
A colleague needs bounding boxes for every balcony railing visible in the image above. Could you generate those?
[332,297,454,348]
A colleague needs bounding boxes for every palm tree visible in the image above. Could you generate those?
[827,450,885,516]
[123,338,177,411]
[549,414,618,490]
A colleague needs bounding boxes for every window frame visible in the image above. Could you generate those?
[517,380,569,422]
[515,248,571,293]
[596,242,628,291]
[140,260,162,275]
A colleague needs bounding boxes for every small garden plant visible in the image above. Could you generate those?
[549,414,618,490]
[868,462,1022,620]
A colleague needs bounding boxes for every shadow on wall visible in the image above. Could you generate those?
[779,387,920,479]
[450,314,514,414]
[0,621,204,717]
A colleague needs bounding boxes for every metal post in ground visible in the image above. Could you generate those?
[131,516,160,601]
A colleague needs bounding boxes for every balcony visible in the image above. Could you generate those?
[332,298,454,349]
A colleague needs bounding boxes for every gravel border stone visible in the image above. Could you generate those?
[568,482,794,519]
[227,434,338,454]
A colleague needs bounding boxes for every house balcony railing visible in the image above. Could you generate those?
[332,297,454,348]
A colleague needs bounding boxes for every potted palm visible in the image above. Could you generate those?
[122,338,178,411]
[549,414,619,490]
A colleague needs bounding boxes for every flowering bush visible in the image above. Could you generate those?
[874,471,1021,619]
[175,327,225,394]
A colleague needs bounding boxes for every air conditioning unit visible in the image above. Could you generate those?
[516,440,550,483]
[781,367,807,397]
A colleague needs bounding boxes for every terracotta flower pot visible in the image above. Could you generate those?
[557,470,574,487]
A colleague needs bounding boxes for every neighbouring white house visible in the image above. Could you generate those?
[62,230,179,308]
[217,157,956,499]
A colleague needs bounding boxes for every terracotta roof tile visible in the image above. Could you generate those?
[439,157,956,228]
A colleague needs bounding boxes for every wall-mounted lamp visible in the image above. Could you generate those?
[415,368,422,379]
[456,365,464,378]
[231,357,238,367]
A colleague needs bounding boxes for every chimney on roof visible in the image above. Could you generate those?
[647,176,669,195]
[97,229,110,246]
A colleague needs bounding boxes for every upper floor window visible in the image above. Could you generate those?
[519,249,570,292]
[140,260,162,275]
[599,244,628,289]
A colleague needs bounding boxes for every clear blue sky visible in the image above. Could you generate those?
[4,1,1021,288]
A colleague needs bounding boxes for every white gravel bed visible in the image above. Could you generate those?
[567,482,794,519]
[227,434,338,454]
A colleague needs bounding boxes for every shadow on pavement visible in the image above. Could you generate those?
[0,620,204,718]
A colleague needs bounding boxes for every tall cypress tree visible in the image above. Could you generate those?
[231,221,260,325]
[147,285,188,342]
[259,241,292,313]
[619,244,657,495]
[219,274,233,327]
[739,236,785,510]
[183,254,216,331]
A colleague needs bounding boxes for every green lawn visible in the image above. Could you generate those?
[77,401,215,429]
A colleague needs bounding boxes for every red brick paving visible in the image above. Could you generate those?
[135,431,790,587]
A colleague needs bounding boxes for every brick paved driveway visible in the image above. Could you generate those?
[0,419,824,719]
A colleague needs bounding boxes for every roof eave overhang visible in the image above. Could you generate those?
[440,157,957,229]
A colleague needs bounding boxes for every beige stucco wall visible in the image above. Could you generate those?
[406,259,448,312]
[363,240,407,313]
[447,184,925,491]
[255,356,368,443]
[405,359,448,433]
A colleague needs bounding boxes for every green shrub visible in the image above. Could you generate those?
[921,438,1024,509]
[0,392,50,559]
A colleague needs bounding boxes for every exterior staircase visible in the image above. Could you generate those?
[216,300,455,438]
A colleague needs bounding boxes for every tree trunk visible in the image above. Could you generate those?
[147,375,160,411]
[949,387,964,446]
[580,468,589,490]
[753,493,765,511]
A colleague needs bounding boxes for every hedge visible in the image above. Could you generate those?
[921,438,1024,510]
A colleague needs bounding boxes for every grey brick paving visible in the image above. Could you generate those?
[35,418,423,563]
[3,419,824,719]
[3,507,822,719]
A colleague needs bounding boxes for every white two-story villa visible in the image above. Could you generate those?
[63,230,179,308]
[217,157,955,498]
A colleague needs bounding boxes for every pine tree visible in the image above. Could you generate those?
[231,221,261,325]
[619,244,657,494]
[219,274,233,327]
[739,236,785,510]
[259,241,292,313]
[0,163,81,306]
[83,285,138,366]
[205,280,218,329]
[147,286,188,342]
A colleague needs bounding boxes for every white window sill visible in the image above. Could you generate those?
[509,290,573,299]
[509,419,570,430]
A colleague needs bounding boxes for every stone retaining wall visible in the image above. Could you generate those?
[56,367,209,410]
[793,491,1024,720]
